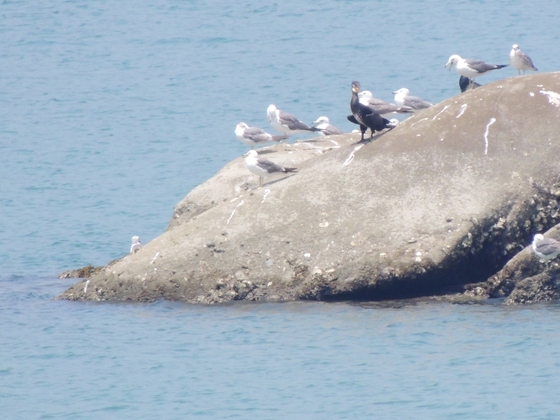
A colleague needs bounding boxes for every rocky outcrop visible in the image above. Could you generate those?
[463,224,560,304]
[58,72,560,304]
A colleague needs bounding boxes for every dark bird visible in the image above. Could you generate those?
[459,76,481,93]
[348,81,396,143]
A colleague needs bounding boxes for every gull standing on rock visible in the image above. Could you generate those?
[392,88,433,111]
[267,104,318,137]
[445,54,508,89]
[130,236,142,253]
[358,90,413,116]
[244,150,297,187]
[532,234,560,263]
[510,44,538,75]
[235,122,288,149]
[312,116,344,136]
[348,81,397,143]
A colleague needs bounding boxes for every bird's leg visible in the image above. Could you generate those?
[259,176,263,188]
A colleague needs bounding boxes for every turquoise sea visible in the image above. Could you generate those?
[2,1,560,418]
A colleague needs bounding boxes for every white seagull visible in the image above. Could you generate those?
[235,122,288,149]
[358,90,413,116]
[312,116,344,136]
[392,88,433,110]
[532,234,560,262]
[244,150,297,187]
[445,54,508,88]
[510,44,538,75]
[267,104,318,136]
[130,236,142,253]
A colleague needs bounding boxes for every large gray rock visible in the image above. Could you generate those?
[59,73,560,304]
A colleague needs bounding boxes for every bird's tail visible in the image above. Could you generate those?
[396,106,413,114]
[496,64,508,69]
[282,167,298,173]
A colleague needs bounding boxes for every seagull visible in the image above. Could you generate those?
[358,90,413,116]
[244,150,297,187]
[312,116,344,136]
[130,236,142,253]
[459,76,481,93]
[532,234,560,262]
[235,122,288,149]
[267,104,318,136]
[445,54,508,89]
[510,44,538,75]
[348,81,397,143]
[392,88,433,110]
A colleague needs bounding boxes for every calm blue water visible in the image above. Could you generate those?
[2,0,560,418]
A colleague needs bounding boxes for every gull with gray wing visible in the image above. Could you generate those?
[312,116,344,136]
[235,122,288,149]
[245,150,297,187]
[392,88,433,111]
[358,90,413,116]
[130,236,142,253]
[267,104,318,136]
[445,54,508,89]
[532,234,560,262]
[510,44,538,75]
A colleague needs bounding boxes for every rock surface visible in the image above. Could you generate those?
[58,73,560,304]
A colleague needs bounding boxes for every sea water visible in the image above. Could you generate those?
[2,0,560,418]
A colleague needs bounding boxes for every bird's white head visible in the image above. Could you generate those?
[533,233,545,243]
[445,54,461,69]
[266,104,277,122]
[245,150,258,159]
[131,235,140,244]
[313,116,330,125]
[512,44,520,51]
[235,122,248,133]
[393,88,409,96]
[358,90,373,100]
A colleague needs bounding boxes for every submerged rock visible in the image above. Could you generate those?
[59,73,560,304]
[59,265,103,279]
